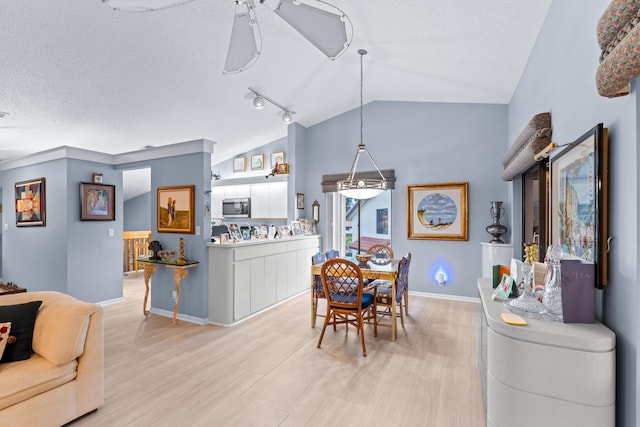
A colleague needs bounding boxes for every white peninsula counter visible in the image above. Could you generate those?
[208,235,320,325]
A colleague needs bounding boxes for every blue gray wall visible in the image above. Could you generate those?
[303,100,509,298]
[2,158,123,302]
[124,192,151,231]
[508,1,637,425]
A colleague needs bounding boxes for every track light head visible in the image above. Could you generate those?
[253,95,265,109]
[282,111,293,123]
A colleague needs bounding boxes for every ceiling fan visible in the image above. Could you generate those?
[101,0,353,74]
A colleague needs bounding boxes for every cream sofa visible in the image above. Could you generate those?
[0,291,104,427]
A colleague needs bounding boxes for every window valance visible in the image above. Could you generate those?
[596,0,640,97]
[321,169,396,193]
[501,112,552,181]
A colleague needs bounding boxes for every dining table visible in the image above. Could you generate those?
[311,258,400,341]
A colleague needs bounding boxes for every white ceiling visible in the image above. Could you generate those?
[0,0,551,166]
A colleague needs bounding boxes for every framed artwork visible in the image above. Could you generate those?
[80,183,115,221]
[251,154,264,170]
[233,157,246,172]
[550,123,608,288]
[297,193,305,209]
[92,173,103,184]
[270,151,285,168]
[220,233,230,244]
[407,182,468,240]
[157,185,195,234]
[377,208,389,234]
[277,163,289,174]
[15,177,45,227]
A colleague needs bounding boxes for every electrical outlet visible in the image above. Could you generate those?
[171,290,177,301]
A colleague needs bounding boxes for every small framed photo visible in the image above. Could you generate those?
[251,154,264,170]
[92,173,103,184]
[81,183,115,221]
[277,163,289,174]
[296,193,304,209]
[271,151,285,168]
[220,233,230,244]
[233,157,246,172]
[290,220,303,236]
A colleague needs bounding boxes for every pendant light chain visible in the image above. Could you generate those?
[360,49,364,147]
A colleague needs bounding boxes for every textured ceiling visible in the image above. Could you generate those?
[0,0,551,167]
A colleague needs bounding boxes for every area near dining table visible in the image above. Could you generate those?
[311,258,401,341]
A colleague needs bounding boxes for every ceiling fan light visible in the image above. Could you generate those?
[253,96,265,109]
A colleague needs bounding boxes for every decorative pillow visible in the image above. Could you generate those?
[0,300,43,363]
[0,322,11,360]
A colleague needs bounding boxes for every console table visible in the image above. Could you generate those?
[137,258,199,325]
[477,277,615,427]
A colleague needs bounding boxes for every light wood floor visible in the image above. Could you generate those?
[71,274,486,427]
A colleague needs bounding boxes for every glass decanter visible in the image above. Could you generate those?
[505,243,544,316]
[541,243,564,321]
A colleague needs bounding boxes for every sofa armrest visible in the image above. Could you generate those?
[75,307,104,415]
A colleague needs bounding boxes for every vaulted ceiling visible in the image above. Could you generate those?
[0,0,551,165]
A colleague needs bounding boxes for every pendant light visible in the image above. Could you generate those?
[337,49,387,200]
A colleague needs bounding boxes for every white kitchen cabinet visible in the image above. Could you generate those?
[208,235,320,325]
[250,182,287,219]
[224,185,250,199]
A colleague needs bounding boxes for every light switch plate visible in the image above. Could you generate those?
[108,228,114,237]
[195,226,200,235]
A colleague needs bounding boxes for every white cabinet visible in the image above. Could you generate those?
[224,185,250,199]
[211,187,225,219]
[250,182,287,219]
[208,236,320,325]
[477,278,615,427]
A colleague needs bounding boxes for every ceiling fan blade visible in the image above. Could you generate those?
[268,0,352,60]
[223,1,262,74]
[102,0,197,12]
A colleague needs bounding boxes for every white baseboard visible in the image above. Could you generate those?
[98,297,125,306]
[149,308,209,325]
[408,290,480,304]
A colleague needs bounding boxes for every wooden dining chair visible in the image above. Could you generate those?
[317,258,377,357]
[325,249,340,260]
[369,253,411,328]
[311,251,327,327]
[367,244,394,265]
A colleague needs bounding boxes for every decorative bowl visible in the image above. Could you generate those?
[158,250,176,262]
[355,254,371,264]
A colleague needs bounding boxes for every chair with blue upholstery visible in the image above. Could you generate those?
[325,249,340,260]
[370,253,411,328]
[317,258,377,356]
[311,251,327,327]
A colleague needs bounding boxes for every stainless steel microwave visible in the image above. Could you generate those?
[222,198,251,218]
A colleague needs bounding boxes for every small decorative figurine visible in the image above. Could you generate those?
[148,241,163,260]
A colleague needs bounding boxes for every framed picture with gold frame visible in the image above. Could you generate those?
[233,157,246,172]
[407,182,468,240]
[15,177,46,227]
[251,154,264,170]
[270,151,285,168]
[157,185,195,234]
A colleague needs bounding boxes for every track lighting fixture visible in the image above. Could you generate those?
[248,87,295,124]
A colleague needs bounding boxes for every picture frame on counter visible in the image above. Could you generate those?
[220,233,230,244]
[290,220,303,236]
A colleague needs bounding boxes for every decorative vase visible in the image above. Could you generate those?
[541,244,563,320]
[485,201,508,243]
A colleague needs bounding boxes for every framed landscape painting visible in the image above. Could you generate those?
[15,177,45,226]
[407,182,468,240]
[81,183,115,221]
[157,185,195,234]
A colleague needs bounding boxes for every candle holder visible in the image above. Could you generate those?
[176,237,188,265]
